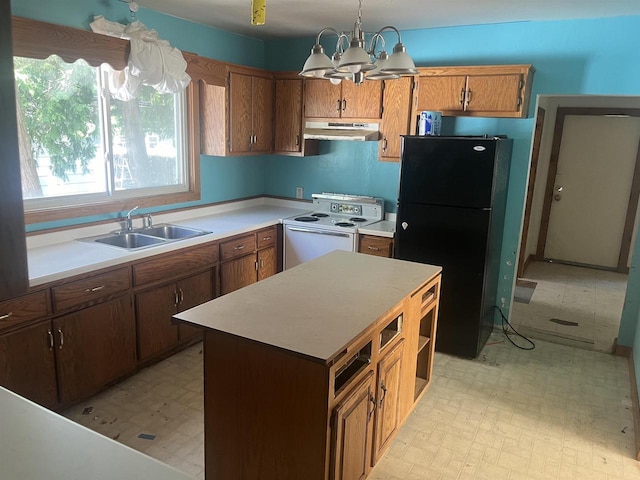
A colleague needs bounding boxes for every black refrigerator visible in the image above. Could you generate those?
[395,136,512,358]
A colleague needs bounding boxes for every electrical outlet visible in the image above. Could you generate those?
[500,297,506,308]
[296,187,303,199]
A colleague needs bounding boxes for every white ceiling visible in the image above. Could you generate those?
[134,0,640,39]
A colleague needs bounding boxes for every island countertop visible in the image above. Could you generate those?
[175,250,442,363]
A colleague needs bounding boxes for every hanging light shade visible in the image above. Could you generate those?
[300,44,335,78]
[379,41,418,75]
[366,51,400,80]
[335,36,376,74]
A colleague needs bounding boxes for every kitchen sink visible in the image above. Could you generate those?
[135,224,208,240]
[79,224,211,251]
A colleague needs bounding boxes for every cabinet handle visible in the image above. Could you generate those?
[342,99,347,111]
[84,285,105,293]
[262,236,272,241]
[466,89,472,105]
[255,261,259,271]
[234,244,246,251]
[174,290,180,307]
[295,134,300,147]
[336,99,341,111]
[368,392,377,420]
[48,329,54,350]
[379,380,387,408]
[0,312,13,321]
[58,328,64,350]
[367,245,380,251]
[382,137,387,152]
[459,88,465,105]
[178,288,184,305]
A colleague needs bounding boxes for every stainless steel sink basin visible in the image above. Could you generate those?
[93,232,166,250]
[137,224,209,240]
[78,223,211,251]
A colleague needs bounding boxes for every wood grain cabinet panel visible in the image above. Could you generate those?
[304,78,382,121]
[0,319,58,409]
[465,74,523,114]
[358,235,394,258]
[177,271,213,344]
[136,283,180,362]
[0,290,50,332]
[379,77,413,162]
[274,78,303,152]
[417,75,467,112]
[54,295,136,405]
[229,72,253,153]
[341,81,383,120]
[52,267,130,313]
[304,79,342,118]
[257,246,277,281]
[252,75,274,152]
[220,254,257,295]
[133,242,218,286]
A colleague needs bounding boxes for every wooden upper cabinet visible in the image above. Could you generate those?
[304,78,382,120]
[416,65,535,118]
[274,78,302,152]
[228,70,273,155]
[379,77,414,162]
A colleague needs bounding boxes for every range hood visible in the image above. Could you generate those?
[303,121,380,141]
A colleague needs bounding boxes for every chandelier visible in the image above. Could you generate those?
[299,0,417,85]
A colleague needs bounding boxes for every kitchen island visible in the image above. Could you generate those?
[175,250,441,480]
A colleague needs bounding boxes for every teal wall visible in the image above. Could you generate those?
[12,0,269,231]
[10,0,640,373]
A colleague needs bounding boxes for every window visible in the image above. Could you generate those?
[14,55,188,209]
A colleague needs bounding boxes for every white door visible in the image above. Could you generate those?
[545,115,640,268]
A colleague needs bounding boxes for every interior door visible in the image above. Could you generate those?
[544,115,640,268]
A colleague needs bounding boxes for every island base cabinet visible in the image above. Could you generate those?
[0,320,58,409]
[331,371,376,480]
[54,295,136,405]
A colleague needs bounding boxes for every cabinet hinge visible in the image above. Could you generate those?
[516,97,522,107]
[519,79,524,89]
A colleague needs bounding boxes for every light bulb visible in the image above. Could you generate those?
[347,64,361,74]
[129,1,139,13]
[313,69,326,78]
[329,77,342,85]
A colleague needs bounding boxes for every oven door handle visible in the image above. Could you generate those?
[287,226,351,238]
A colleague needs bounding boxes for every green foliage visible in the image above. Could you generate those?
[14,56,99,181]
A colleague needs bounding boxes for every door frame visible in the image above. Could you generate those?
[535,107,640,273]
[517,106,546,278]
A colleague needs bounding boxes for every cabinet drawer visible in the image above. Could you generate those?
[359,235,393,258]
[133,242,219,286]
[256,226,277,249]
[52,267,130,312]
[220,234,257,261]
[0,290,50,331]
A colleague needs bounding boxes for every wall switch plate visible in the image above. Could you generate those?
[296,187,303,199]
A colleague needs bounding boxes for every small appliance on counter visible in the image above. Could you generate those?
[394,135,513,358]
[283,193,384,270]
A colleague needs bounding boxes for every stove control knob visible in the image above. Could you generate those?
[401,222,408,230]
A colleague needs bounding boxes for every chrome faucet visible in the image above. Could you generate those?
[124,206,139,231]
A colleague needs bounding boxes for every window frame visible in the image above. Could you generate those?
[12,16,201,225]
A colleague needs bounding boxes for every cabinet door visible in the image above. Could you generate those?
[229,72,253,153]
[220,255,257,295]
[0,320,58,409]
[373,340,404,464]
[274,78,303,153]
[54,296,136,405]
[341,80,382,119]
[379,77,413,161]
[177,271,214,343]
[136,284,179,362]
[252,75,273,152]
[304,79,341,118]
[465,74,523,114]
[417,75,466,112]
[331,371,375,480]
[257,246,277,281]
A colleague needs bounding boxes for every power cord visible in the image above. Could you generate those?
[494,306,535,350]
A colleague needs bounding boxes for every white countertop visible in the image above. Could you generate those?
[27,198,312,287]
[175,250,441,363]
[0,387,193,480]
[358,220,396,238]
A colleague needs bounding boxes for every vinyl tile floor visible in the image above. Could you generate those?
[64,333,640,480]
[511,262,628,353]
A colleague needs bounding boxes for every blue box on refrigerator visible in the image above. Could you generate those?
[418,111,442,136]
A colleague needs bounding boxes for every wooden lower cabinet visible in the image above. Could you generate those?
[136,270,213,362]
[358,235,394,258]
[220,254,257,295]
[54,295,136,405]
[257,246,277,281]
[0,320,58,409]
[373,340,404,463]
[332,371,376,480]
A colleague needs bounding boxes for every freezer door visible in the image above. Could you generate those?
[395,203,492,357]
[399,136,498,209]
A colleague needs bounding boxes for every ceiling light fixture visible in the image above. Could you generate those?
[299,0,417,85]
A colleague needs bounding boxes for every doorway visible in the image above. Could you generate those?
[513,97,640,352]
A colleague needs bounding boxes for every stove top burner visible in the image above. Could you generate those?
[311,213,329,217]
[350,217,367,223]
[294,216,319,222]
[335,222,356,228]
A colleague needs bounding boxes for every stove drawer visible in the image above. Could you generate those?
[220,234,257,261]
